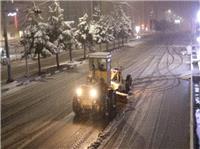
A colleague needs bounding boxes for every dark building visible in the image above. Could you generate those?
[60,1,115,23]
[1,1,50,40]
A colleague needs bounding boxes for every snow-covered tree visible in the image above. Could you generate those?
[112,5,132,47]
[48,2,79,63]
[89,7,114,51]
[90,15,114,51]
[101,15,115,50]
[21,3,55,75]
[75,13,92,59]
[58,21,78,62]
[92,6,101,22]
[90,7,104,51]
[118,7,132,44]
[47,2,65,68]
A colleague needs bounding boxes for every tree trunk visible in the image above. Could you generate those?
[106,42,109,51]
[113,40,115,50]
[38,53,41,75]
[69,46,72,62]
[99,43,102,51]
[118,38,120,49]
[83,43,86,59]
[25,48,29,77]
[89,42,92,52]
[56,53,59,69]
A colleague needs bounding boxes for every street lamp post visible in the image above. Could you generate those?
[2,1,14,83]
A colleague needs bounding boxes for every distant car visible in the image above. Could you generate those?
[0,47,7,65]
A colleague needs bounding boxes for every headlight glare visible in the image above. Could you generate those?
[76,88,82,96]
[90,88,97,98]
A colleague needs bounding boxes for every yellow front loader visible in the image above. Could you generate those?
[72,52,132,117]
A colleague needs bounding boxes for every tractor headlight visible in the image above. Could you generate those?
[76,87,82,97]
[90,88,97,98]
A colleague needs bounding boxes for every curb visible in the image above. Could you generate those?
[191,44,200,149]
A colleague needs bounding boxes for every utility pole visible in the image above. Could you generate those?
[2,1,14,83]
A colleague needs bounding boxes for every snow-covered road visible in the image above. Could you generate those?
[1,32,191,149]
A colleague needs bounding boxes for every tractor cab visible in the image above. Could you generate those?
[87,52,130,93]
[88,52,111,84]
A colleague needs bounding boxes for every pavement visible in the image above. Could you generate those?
[1,32,192,149]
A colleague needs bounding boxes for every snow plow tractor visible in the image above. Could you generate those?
[73,52,132,117]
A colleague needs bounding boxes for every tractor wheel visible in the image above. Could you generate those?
[125,74,132,93]
[103,91,117,119]
[102,95,110,118]
[98,99,106,118]
[72,97,81,116]
[110,91,117,118]
[92,104,100,116]
[112,92,117,111]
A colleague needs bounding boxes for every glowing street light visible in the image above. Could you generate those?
[174,19,181,24]
[135,26,140,34]
[197,36,200,43]
[167,9,171,13]
[135,26,141,39]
